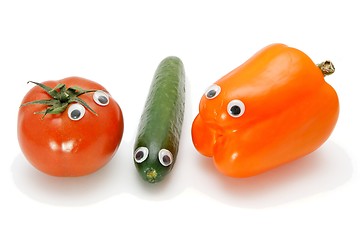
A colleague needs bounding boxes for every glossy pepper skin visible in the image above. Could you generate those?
[191,43,339,178]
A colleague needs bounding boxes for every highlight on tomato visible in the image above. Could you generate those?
[17,76,124,177]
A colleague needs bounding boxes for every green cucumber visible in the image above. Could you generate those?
[133,56,185,183]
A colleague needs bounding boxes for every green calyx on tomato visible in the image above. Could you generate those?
[21,81,99,118]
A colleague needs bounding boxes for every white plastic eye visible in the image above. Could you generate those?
[93,90,110,106]
[68,103,86,121]
[158,149,173,167]
[134,147,149,163]
[205,84,221,99]
[227,99,245,118]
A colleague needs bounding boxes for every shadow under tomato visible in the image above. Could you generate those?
[190,140,353,208]
[11,153,122,206]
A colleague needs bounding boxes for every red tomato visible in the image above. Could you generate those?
[17,76,124,177]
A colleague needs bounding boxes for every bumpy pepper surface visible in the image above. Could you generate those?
[191,43,339,177]
[18,77,124,177]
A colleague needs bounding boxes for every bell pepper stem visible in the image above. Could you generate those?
[317,60,335,76]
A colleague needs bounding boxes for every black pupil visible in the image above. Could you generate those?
[71,109,81,119]
[162,155,171,165]
[230,105,241,115]
[207,89,217,98]
[135,151,144,160]
[98,95,108,104]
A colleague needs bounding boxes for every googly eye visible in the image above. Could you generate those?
[134,147,149,163]
[227,99,245,118]
[205,84,221,99]
[68,103,86,121]
[93,90,110,106]
[158,149,173,167]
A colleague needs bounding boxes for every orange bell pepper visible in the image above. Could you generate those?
[191,43,339,178]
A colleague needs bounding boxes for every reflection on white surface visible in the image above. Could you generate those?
[11,140,353,208]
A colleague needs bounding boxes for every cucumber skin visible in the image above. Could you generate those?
[134,56,185,183]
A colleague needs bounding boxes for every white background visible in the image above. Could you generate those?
[1,0,359,239]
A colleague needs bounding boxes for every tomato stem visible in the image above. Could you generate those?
[317,60,335,76]
[21,81,99,118]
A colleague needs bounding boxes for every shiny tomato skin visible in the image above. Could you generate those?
[17,77,124,177]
